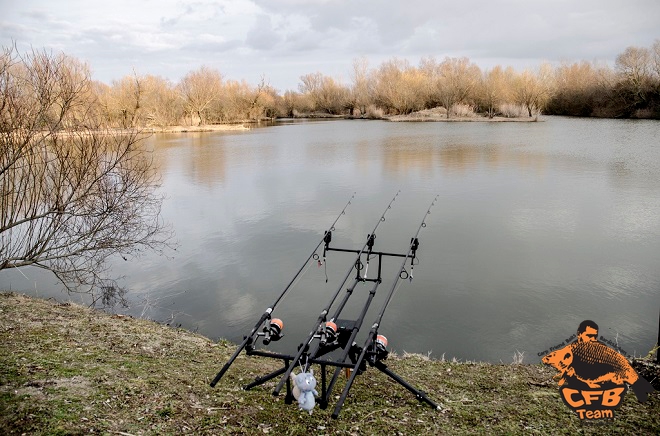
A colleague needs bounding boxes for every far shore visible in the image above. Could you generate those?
[385,114,540,122]
[383,107,541,122]
[98,113,546,136]
[95,113,543,136]
[146,124,250,133]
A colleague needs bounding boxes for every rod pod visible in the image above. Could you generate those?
[332,195,439,418]
[209,193,355,387]
[272,190,401,396]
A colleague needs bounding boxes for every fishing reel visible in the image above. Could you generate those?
[374,334,389,361]
[319,320,338,345]
[358,333,390,366]
[261,318,284,345]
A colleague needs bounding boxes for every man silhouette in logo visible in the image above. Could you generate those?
[543,320,655,403]
[577,320,599,343]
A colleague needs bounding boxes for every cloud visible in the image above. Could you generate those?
[246,14,281,50]
[181,35,243,54]
[1,0,659,90]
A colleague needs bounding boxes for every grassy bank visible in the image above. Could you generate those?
[1,292,658,435]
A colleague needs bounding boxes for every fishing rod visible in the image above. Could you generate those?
[209,192,355,388]
[371,194,437,324]
[272,190,401,396]
[332,195,439,418]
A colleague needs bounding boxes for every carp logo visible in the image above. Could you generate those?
[541,320,655,421]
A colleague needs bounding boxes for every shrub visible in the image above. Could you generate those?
[450,104,476,117]
[498,103,529,118]
[365,105,385,119]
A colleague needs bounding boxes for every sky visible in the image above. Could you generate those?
[1,0,659,93]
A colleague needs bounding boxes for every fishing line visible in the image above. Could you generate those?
[391,267,408,301]
[210,192,356,388]
[330,195,440,418]
[273,191,401,396]
[275,257,315,310]
[369,194,439,332]
[313,251,330,282]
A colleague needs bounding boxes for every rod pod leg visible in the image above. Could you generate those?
[331,338,371,419]
[374,361,439,410]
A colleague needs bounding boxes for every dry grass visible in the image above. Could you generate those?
[386,106,538,122]
[450,104,477,118]
[498,103,541,119]
[152,124,249,133]
[1,292,658,435]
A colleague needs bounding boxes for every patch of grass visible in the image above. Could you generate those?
[1,291,658,434]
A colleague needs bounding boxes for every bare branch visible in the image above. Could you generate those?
[1,45,173,305]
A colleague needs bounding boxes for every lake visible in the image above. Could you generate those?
[3,117,660,363]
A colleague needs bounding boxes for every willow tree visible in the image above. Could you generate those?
[349,56,372,116]
[512,64,555,118]
[98,72,181,128]
[478,66,511,118]
[0,45,171,305]
[424,57,481,118]
[299,72,350,115]
[372,58,425,115]
[177,66,223,125]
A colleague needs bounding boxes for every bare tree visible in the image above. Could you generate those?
[434,57,481,118]
[478,66,510,118]
[547,61,605,116]
[221,76,276,122]
[615,45,652,111]
[1,45,171,305]
[372,58,425,115]
[512,64,554,118]
[652,40,660,81]
[280,90,308,117]
[103,71,143,128]
[299,72,349,114]
[140,75,182,127]
[349,57,372,116]
[651,40,660,100]
[177,66,223,126]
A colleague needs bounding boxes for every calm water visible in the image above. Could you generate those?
[4,117,660,363]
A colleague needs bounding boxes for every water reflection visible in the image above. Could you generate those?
[380,137,556,177]
[3,118,660,363]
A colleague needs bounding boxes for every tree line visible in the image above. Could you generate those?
[295,41,660,120]
[3,41,660,128]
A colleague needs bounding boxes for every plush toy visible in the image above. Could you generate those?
[290,369,318,414]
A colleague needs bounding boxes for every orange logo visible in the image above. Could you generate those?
[541,320,655,421]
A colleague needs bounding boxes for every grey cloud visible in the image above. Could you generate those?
[160,7,191,27]
[246,14,281,50]
[0,21,31,38]
[182,38,243,54]
[257,0,443,46]
[283,29,323,53]
[3,0,660,91]
[159,2,225,28]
